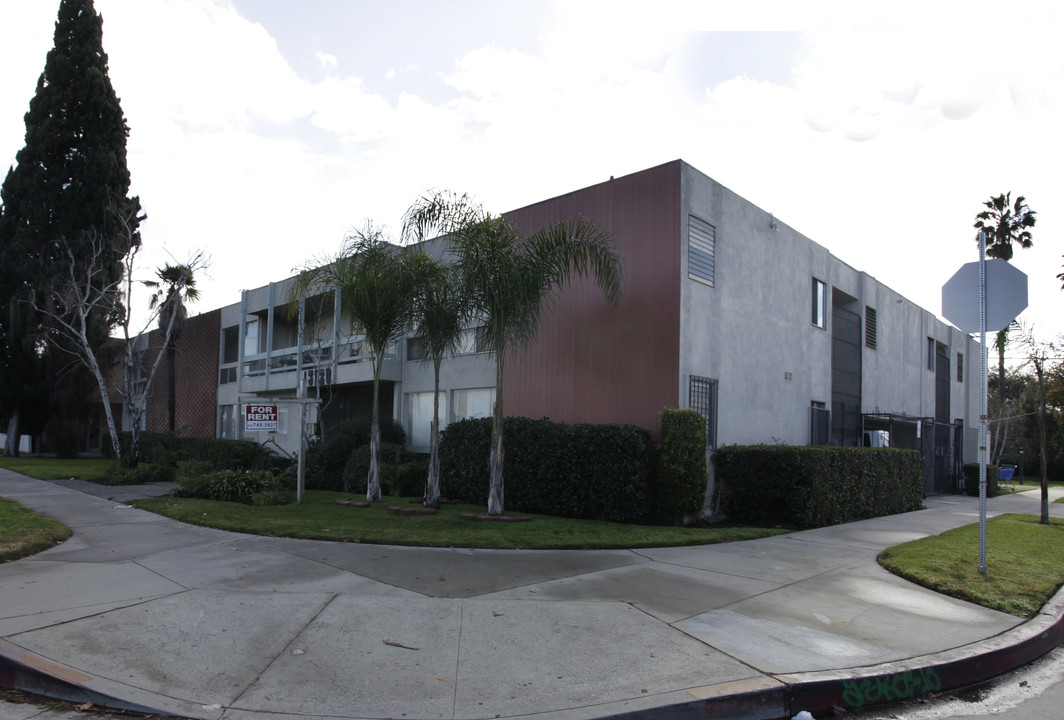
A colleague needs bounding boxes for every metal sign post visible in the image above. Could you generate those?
[240,394,320,504]
[942,231,1028,575]
[978,232,988,574]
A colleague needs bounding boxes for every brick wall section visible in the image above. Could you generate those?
[143,309,220,437]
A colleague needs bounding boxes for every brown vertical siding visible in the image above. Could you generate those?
[501,161,682,436]
[144,309,220,437]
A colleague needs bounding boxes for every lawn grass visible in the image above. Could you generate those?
[879,514,1064,618]
[131,490,790,550]
[0,497,71,562]
[0,456,119,481]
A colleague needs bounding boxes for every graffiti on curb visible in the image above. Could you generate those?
[841,668,942,708]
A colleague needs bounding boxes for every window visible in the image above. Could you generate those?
[219,405,238,439]
[688,375,718,450]
[811,279,826,328]
[453,388,495,420]
[407,392,447,447]
[810,401,830,446]
[221,326,239,364]
[957,352,964,382]
[865,306,877,349]
[928,338,936,370]
[407,337,427,362]
[244,317,261,356]
[688,215,716,286]
[219,366,237,384]
[456,326,490,355]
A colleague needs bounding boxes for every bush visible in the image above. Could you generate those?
[304,419,406,491]
[439,417,650,522]
[964,463,1000,497]
[172,468,283,505]
[341,443,422,496]
[106,462,174,486]
[113,432,278,472]
[656,409,709,523]
[714,445,923,529]
[44,417,85,459]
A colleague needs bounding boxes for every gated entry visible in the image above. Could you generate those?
[863,413,963,494]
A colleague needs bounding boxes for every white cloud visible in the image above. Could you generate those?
[1,0,1062,343]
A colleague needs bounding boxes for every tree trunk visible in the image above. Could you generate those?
[166,340,176,432]
[487,353,505,515]
[5,411,21,457]
[424,358,442,508]
[366,353,383,502]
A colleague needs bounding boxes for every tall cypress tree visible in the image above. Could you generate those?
[0,0,142,455]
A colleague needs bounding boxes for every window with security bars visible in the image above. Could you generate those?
[688,375,718,449]
[865,306,877,349]
[810,401,830,446]
[688,215,716,286]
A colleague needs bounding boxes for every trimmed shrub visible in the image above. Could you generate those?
[714,445,923,529]
[964,463,1000,497]
[656,409,709,523]
[44,417,85,459]
[106,462,174,486]
[113,432,278,471]
[438,417,650,522]
[341,442,419,496]
[304,419,406,491]
[172,468,283,504]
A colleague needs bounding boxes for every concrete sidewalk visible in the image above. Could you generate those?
[2,469,1063,720]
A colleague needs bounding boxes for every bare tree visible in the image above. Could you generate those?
[1019,326,1058,524]
[29,219,206,465]
[28,231,126,458]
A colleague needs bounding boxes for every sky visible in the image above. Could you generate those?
[1,0,1062,359]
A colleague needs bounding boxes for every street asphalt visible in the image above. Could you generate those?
[1,467,1063,720]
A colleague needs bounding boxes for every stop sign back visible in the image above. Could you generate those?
[941,259,1028,334]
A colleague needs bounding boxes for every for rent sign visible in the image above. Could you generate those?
[245,404,278,431]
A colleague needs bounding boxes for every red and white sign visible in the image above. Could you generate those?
[245,404,278,431]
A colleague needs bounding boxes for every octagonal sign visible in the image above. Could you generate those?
[942,259,1028,334]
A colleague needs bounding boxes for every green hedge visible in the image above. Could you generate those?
[657,409,708,523]
[341,442,425,497]
[439,417,650,522]
[963,463,1000,497]
[714,445,923,529]
[109,432,278,471]
[304,419,406,491]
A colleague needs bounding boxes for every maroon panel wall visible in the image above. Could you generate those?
[501,161,682,436]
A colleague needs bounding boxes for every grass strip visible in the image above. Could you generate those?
[0,457,119,481]
[0,497,72,562]
[879,514,1064,618]
[131,491,789,550]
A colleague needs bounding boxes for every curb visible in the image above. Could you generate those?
[601,584,1064,720]
[0,639,173,717]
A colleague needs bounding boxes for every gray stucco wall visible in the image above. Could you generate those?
[677,162,981,454]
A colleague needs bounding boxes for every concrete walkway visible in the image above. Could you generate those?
[2,468,1063,720]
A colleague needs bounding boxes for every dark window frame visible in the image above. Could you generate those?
[689,375,718,450]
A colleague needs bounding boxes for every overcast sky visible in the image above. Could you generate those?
[1,0,1061,356]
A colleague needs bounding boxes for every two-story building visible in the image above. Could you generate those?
[207,160,979,494]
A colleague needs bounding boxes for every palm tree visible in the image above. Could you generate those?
[974,193,1036,261]
[973,193,1037,458]
[404,191,622,515]
[144,262,201,432]
[290,223,415,501]
[401,251,467,508]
